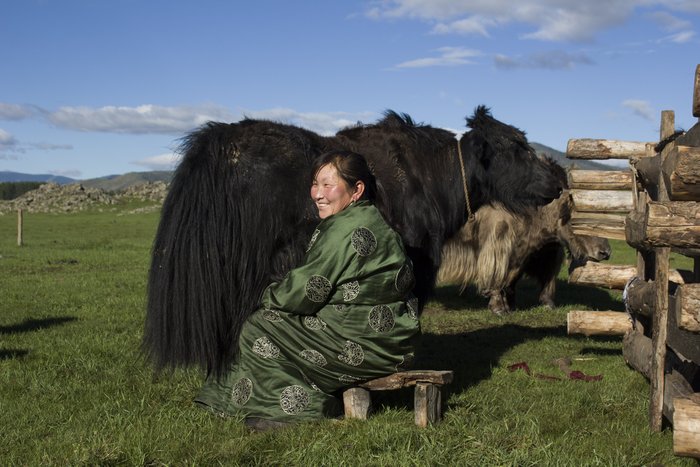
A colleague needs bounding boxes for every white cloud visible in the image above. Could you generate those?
[623,99,655,121]
[31,142,73,151]
[0,103,37,120]
[432,16,497,36]
[243,108,377,135]
[0,128,19,157]
[494,50,594,69]
[395,47,481,68]
[661,30,696,43]
[48,104,236,134]
[366,0,698,42]
[133,152,181,171]
[648,11,691,31]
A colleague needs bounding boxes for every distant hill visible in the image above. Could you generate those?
[530,143,617,171]
[0,170,173,191]
[0,171,76,184]
[81,171,173,192]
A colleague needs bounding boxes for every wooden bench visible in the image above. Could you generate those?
[342,370,454,427]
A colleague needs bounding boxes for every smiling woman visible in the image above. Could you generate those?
[310,151,376,219]
[194,150,420,430]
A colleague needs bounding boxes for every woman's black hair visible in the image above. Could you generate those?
[310,150,377,202]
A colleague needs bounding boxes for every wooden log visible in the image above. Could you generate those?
[623,329,653,376]
[693,63,700,118]
[661,145,700,201]
[668,289,700,363]
[650,110,674,432]
[570,212,626,240]
[567,310,632,336]
[624,278,656,317]
[633,154,661,200]
[414,383,442,427]
[673,396,700,458]
[569,262,689,289]
[673,283,700,333]
[664,372,696,423]
[343,387,371,420]
[626,201,700,250]
[570,189,634,213]
[569,263,636,289]
[567,169,634,190]
[566,139,650,160]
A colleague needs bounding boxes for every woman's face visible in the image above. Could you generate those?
[311,164,355,219]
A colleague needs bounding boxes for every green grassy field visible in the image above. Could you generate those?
[0,205,695,466]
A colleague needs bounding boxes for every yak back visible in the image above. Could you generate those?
[334,111,467,302]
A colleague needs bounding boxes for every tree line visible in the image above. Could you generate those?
[0,182,43,200]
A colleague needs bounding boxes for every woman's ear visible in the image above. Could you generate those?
[353,181,365,201]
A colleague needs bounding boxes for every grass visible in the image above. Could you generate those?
[0,206,695,466]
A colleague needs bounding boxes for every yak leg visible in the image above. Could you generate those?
[487,290,511,315]
[538,277,556,309]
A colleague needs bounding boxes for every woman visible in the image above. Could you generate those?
[195,151,421,429]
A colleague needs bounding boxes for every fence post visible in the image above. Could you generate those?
[17,208,23,247]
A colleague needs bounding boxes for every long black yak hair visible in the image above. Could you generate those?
[142,106,564,377]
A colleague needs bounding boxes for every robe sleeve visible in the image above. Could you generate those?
[260,220,355,315]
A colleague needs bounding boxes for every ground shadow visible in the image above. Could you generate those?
[431,278,624,312]
[0,316,77,335]
[0,316,77,362]
[371,323,568,412]
[0,349,29,360]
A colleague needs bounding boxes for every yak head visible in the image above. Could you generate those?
[552,190,612,267]
[460,106,564,214]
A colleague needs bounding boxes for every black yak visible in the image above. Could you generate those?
[437,157,611,314]
[143,106,565,376]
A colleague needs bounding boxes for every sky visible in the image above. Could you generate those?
[1,0,699,179]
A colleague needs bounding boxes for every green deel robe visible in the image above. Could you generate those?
[195,200,421,422]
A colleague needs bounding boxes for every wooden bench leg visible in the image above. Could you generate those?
[343,387,371,420]
[414,382,442,427]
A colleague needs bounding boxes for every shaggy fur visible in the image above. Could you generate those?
[143,106,565,376]
[437,157,611,314]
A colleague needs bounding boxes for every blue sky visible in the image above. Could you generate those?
[1,0,699,179]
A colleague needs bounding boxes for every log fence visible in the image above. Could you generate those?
[565,64,700,459]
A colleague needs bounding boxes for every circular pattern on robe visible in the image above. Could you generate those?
[368,305,395,332]
[333,304,347,313]
[351,227,377,257]
[305,275,332,303]
[303,316,327,330]
[300,349,328,367]
[262,309,283,322]
[406,297,419,320]
[341,281,360,302]
[280,385,310,415]
[306,229,321,252]
[338,340,364,366]
[338,374,362,384]
[230,377,253,406]
[395,263,415,294]
[252,336,280,359]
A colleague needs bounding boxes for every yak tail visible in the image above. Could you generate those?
[142,121,312,377]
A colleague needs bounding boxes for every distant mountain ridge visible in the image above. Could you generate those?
[0,170,173,192]
[0,171,76,184]
[0,142,617,190]
[529,143,616,171]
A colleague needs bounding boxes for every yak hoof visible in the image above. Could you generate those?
[489,306,511,316]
